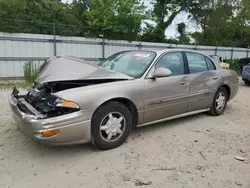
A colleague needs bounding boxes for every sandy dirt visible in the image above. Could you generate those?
[0,82,250,188]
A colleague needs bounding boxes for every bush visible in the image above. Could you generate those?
[23,61,40,84]
[225,59,240,75]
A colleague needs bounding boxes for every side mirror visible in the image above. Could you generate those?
[152,68,172,78]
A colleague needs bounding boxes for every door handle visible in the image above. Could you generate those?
[181,76,190,85]
[180,82,187,85]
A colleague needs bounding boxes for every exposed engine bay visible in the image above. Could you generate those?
[13,79,122,119]
[11,56,133,119]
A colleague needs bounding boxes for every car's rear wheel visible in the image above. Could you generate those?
[91,101,132,150]
[209,87,228,116]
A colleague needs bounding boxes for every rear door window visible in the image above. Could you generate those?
[186,52,208,74]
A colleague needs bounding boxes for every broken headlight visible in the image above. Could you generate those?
[55,98,80,109]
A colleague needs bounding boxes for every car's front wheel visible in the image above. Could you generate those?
[209,87,228,116]
[91,101,132,150]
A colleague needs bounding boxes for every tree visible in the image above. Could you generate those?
[176,22,190,44]
[0,0,27,33]
[140,23,166,42]
[0,0,81,35]
[190,0,242,46]
[145,0,200,42]
[25,0,81,35]
[0,0,249,46]
[70,0,90,35]
[85,0,147,40]
[232,0,250,47]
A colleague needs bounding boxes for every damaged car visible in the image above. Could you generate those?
[9,49,239,150]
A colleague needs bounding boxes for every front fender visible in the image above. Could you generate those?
[53,80,145,112]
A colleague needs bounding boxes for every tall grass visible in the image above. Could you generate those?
[226,59,240,75]
[23,61,40,84]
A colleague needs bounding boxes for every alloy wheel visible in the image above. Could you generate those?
[99,112,126,142]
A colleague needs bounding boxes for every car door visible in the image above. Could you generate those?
[143,52,190,123]
[185,52,217,111]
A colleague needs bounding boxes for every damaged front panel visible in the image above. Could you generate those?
[34,79,128,93]
[13,56,132,119]
[13,79,125,119]
[14,86,79,119]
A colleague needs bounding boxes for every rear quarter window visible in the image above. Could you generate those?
[205,57,216,70]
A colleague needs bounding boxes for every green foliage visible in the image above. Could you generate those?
[151,0,199,30]
[176,22,190,44]
[142,0,250,47]
[142,0,200,43]
[226,59,241,75]
[0,0,249,46]
[85,0,147,41]
[23,61,40,84]
[189,0,250,48]
[0,0,81,35]
[141,23,166,42]
[0,0,147,40]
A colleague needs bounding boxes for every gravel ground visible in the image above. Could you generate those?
[0,82,250,188]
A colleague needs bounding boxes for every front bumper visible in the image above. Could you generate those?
[9,92,92,146]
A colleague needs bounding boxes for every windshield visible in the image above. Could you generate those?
[98,51,156,78]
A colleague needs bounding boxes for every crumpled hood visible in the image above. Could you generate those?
[36,56,133,84]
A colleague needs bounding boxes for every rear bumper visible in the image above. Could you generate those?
[9,93,92,146]
[229,83,239,101]
[242,70,250,81]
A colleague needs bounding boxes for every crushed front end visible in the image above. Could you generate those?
[9,56,132,146]
[9,86,92,146]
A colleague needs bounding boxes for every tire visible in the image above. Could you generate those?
[91,101,132,150]
[208,87,228,116]
[244,81,250,86]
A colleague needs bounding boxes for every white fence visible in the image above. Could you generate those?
[0,32,249,78]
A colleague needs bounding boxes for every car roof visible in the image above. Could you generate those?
[156,48,198,53]
[123,48,205,54]
[128,48,210,57]
[134,48,189,53]
[239,58,250,62]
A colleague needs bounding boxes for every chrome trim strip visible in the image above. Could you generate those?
[137,108,210,127]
